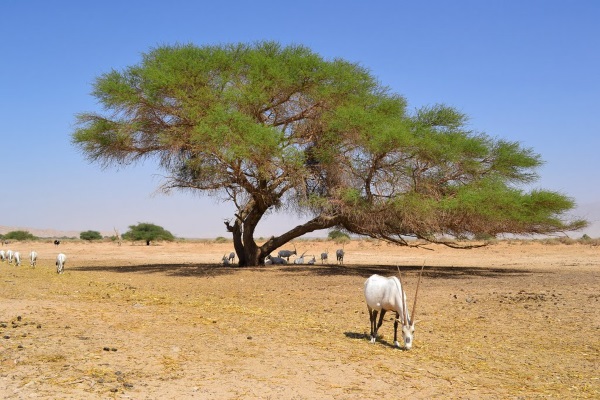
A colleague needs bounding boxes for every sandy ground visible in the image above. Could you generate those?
[0,239,598,399]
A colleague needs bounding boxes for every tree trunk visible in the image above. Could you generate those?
[226,212,341,267]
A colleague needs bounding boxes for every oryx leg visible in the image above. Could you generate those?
[393,311,400,348]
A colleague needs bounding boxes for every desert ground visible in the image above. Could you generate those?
[0,238,598,399]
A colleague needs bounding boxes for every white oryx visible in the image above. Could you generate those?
[14,251,21,266]
[222,254,231,266]
[265,254,287,265]
[293,251,308,265]
[56,253,66,274]
[364,265,424,350]
[30,251,38,267]
[6,250,14,264]
[0,250,5,262]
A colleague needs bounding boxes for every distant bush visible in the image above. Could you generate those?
[80,230,103,241]
[3,230,37,241]
[122,222,175,245]
[214,236,229,243]
[328,229,350,241]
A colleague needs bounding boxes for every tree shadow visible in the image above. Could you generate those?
[279,263,540,279]
[71,263,241,278]
[71,262,542,280]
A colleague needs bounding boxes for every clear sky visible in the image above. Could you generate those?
[1,0,599,238]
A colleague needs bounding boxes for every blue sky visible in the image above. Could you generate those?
[1,0,599,238]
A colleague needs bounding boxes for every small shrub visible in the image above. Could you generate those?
[4,230,37,241]
[80,230,103,241]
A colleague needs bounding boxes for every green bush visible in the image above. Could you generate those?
[80,230,103,241]
[3,230,37,241]
[328,229,350,241]
[122,222,175,245]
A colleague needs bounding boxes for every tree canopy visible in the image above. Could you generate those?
[122,223,175,245]
[72,41,585,266]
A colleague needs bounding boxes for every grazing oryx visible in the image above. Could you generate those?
[6,250,14,264]
[56,253,66,274]
[14,251,21,266]
[228,252,235,263]
[30,251,38,267]
[336,248,345,264]
[320,250,328,264]
[364,265,424,350]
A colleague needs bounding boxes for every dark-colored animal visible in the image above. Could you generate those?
[277,245,297,261]
[336,248,345,264]
[54,240,61,246]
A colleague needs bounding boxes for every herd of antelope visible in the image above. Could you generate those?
[3,240,424,350]
[1,246,66,274]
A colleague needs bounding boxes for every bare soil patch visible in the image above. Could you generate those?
[1,240,599,399]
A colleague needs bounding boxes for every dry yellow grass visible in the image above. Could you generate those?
[0,239,599,399]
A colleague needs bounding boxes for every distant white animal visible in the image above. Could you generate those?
[320,251,328,264]
[222,254,231,266]
[14,251,21,266]
[56,253,66,274]
[364,267,423,350]
[0,250,5,262]
[336,248,345,264]
[307,255,316,265]
[6,250,14,264]
[30,251,38,267]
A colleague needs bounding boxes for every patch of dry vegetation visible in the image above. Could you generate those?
[0,239,599,399]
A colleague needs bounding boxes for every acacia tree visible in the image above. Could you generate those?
[122,223,175,245]
[72,41,585,266]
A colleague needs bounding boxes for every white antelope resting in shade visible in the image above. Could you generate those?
[364,265,424,350]
[56,253,66,274]
[222,254,231,266]
[293,251,308,265]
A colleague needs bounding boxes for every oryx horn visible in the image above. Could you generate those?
[411,261,425,325]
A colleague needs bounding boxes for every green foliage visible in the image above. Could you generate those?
[4,230,37,241]
[80,230,103,241]
[71,41,585,263]
[122,222,175,245]
[328,230,350,241]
